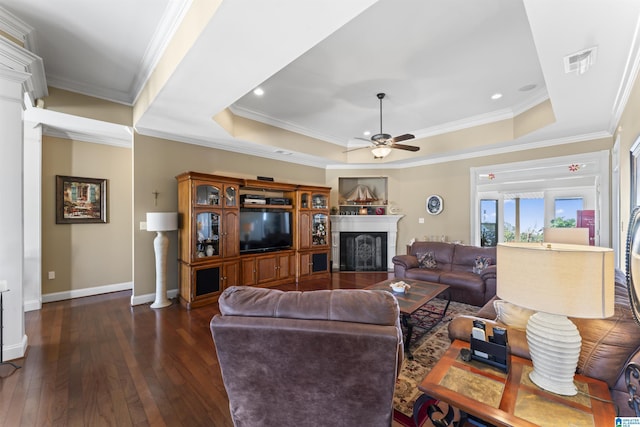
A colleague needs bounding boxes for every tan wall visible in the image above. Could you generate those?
[132,134,326,297]
[615,64,640,254]
[45,87,133,126]
[42,136,132,293]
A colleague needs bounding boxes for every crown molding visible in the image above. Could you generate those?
[0,6,36,50]
[130,0,192,105]
[0,37,47,101]
[229,104,347,146]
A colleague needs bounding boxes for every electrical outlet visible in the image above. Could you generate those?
[48,271,55,280]
[140,221,147,231]
[418,217,425,224]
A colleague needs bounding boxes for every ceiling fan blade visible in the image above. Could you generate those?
[343,145,372,153]
[391,133,415,143]
[391,143,420,152]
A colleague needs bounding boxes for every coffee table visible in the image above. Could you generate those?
[366,278,450,359]
[416,340,617,427]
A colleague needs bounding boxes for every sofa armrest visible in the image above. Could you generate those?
[392,254,419,277]
[480,265,497,302]
[392,254,419,269]
[448,315,531,360]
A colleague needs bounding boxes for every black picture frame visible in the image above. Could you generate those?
[56,175,107,224]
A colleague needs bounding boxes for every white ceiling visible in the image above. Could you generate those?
[3,0,640,168]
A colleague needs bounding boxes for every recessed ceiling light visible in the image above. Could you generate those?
[491,93,503,100]
[519,83,537,92]
[363,131,371,136]
[253,87,264,96]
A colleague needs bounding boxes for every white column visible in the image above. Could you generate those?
[23,120,42,311]
[0,69,29,360]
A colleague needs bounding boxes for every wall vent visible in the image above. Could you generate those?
[564,46,598,75]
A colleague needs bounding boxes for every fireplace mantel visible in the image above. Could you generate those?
[330,215,404,271]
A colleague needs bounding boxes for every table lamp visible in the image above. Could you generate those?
[147,212,178,309]
[497,242,614,395]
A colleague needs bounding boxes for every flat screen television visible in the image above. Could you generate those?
[239,208,293,254]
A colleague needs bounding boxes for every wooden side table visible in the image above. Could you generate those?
[417,340,616,427]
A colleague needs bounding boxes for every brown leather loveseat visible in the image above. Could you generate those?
[210,286,404,427]
[448,269,640,416]
[392,241,497,306]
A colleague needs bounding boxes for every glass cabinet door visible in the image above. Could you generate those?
[224,185,237,208]
[196,184,221,206]
[312,213,328,246]
[300,192,310,209]
[195,211,220,258]
[312,193,328,209]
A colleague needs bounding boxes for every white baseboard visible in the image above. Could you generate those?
[3,333,28,362]
[42,281,133,303]
[130,288,179,306]
[24,299,41,312]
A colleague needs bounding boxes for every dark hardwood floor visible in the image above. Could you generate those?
[0,272,393,426]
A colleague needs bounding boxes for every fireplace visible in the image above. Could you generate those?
[330,215,404,271]
[339,232,387,271]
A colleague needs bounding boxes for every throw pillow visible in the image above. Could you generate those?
[472,256,492,274]
[417,251,437,269]
[493,300,535,330]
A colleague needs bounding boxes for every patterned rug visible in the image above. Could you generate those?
[393,298,480,418]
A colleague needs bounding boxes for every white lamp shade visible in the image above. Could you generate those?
[146,212,178,232]
[372,146,392,158]
[497,242,614,318]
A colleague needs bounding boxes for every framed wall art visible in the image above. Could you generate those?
[56,175,107,224]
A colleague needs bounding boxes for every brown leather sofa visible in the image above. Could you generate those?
[210,286,404,427]
[448,268,640,416]
[392,241,497,306]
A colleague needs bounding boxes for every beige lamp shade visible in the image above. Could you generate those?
[146,212,178,232]
[497,242,614,319]
[543,227,590,245]
[497,242,615,395]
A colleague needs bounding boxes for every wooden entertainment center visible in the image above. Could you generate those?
[176,171,331,309]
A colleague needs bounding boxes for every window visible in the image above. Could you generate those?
[470,151,609,247]
[503,196,544,242]
[553,198,583,227]
[480,199,497,246]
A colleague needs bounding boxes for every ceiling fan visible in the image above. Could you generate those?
[350,93,420,158]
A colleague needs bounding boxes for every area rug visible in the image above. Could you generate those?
[393,298,480,420]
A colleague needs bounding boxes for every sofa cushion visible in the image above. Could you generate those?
[405,268,441,282]
[417,251,437,269]
[493,300,534,330]
[451,244,496,273]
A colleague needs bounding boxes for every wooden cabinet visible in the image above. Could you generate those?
[297,186,331,281]
[177,172,331,307]
[240,251,295,286]
[176,172,243,308]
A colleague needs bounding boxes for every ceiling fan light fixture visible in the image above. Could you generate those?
[372,146,392,159]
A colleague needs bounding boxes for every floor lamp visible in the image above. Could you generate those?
[0,280,21,374]
[147,212,178,309]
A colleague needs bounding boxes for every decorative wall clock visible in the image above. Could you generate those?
[426,194,443,215]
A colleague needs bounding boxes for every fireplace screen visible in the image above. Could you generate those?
[339,232,387,271]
